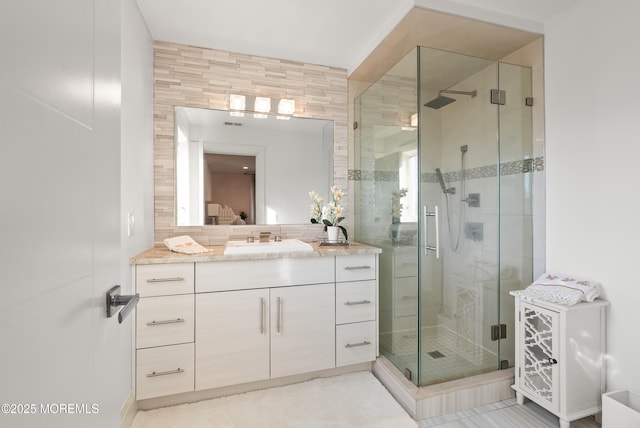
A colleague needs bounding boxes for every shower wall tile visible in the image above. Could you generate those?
[499,255,531,292]
[500,214,533,259]
[500,174,533,216]
[348,157,544,185]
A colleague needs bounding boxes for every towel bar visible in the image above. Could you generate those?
[106,285,139,323]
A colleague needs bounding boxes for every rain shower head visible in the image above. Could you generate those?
[424,89,478,109]
[424,95,456,109]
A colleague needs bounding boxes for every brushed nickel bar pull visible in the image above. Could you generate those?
[146,368,185,378]
[276,297,282,333]
[423,205,429,256]
[344,265,371,270]
[146,318,184,326]
[345,341,371,349]
[147,277,184,283]
[344,300,371,306]
[434,205,440,259]
[424,205,440,259]
[259,297,265,334]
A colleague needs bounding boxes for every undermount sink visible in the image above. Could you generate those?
[223,238,314,255]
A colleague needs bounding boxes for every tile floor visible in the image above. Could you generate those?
[380,324,497,385]
[417,397,600,427]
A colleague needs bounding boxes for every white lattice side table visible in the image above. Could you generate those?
[510,293,608,428]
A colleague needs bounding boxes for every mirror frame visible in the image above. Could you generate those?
[153,41,349,245]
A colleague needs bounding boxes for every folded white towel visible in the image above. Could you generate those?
[512,273,601,306]
[163,235,211,255]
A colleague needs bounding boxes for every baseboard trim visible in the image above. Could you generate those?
[136,362,372,411]
[121,390,138,428]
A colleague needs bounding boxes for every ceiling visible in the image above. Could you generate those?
[135,0,581,74]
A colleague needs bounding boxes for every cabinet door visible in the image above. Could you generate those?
[519,302,560,413]
[271,283,335,378]
[196,289,270,390]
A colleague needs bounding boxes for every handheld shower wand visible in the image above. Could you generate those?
[437,145,469,252]
[435,168,455,194]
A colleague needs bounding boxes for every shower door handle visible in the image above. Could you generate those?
[423,205,440,259]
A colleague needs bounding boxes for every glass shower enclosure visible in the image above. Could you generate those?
[354,46,533,386]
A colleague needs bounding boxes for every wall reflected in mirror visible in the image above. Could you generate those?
[175,107,334,226]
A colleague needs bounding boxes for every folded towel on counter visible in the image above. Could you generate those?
[512,273,601,306]
[163,235,211,255]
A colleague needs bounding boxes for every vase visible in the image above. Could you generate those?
[327,226,339,243]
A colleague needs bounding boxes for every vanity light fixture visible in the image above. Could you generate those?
[253,97,271,119]
[229,94,246,117]
[402,112,418,131]
[278,98,295,115]
[277,98,295,120]
[229,95,296,119]
[229,94,246,110]
[254,97,271,113]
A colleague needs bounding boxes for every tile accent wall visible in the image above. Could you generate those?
[348,156,544,183]
[153,42,349,245]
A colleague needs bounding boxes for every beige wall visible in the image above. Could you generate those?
[153,42,349,244]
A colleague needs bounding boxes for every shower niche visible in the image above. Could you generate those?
[354,46,536,387]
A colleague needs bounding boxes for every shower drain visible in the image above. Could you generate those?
[427,350,446,359]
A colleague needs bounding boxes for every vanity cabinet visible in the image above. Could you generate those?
[132,248,379,402]
[511,295,608,428]
[269,283,335,378]
[379,246,417,353]
[194,256,336,390]
[335,254,377,366]
[196,288,271,390]
[196,283,335,390]
[134,263,195,400]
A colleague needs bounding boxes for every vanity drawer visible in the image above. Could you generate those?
[336,255,377,282]
[394,276,418,317]
[196,257,334,293]
[136,343,194,400]
[336,280,376,324]
[136,263,194,297]
[136,294,194,349]
[393,249,418,278]
[336,321,376,367]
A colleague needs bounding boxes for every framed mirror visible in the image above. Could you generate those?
[175,107,334,226]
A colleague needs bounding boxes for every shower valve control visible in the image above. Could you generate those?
[463,193,480,207]
[464,222,483,241]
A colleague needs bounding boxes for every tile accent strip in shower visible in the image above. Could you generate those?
[349,156,544,182]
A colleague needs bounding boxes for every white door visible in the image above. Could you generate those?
[0,1,128,427]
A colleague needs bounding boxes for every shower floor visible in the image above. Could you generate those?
[379,324,498,386]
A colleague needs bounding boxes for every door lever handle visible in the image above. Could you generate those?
[106,285,140,323]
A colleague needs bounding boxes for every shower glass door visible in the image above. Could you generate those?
[354,46,533,387]
[418,47,501,385]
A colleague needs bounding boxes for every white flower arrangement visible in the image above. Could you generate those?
[391,188,408,223]
[309,185,348,241]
